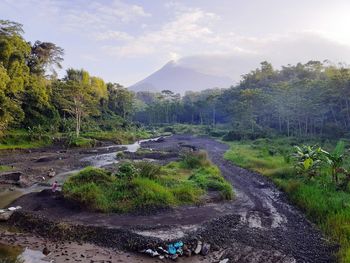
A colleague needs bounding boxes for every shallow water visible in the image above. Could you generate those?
[0,243,47,263]
[0,137,161,209]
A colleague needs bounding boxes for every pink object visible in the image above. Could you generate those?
[52,181,58,192]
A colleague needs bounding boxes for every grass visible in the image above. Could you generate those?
[224,137,350,262]
[82,129,150,144]
[153,123,230,137]
[0,165,12,172]
[0,128,151,150]
[63,151,234,213]
[0,129,52,150]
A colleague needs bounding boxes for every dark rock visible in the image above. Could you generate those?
[200,243,210,256]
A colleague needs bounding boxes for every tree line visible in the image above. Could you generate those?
[0,20,134,138]
[134,61,350,138]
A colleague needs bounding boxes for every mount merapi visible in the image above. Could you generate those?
[129,61,233,94]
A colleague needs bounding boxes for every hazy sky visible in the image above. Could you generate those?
[1,0,350,85]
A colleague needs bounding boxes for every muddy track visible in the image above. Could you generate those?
[6,135,336,262]
[143,135,337,262]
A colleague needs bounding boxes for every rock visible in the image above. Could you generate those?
[194,241,202,255]
[200,243,210,256]
[155,137,165,143]
[219,259,229,263]
[18,175,31,187]
[184,248,192,257]
[48,170,56,177]
[36,156,56,163]
[0,172,23,182]
[0,211,13,221]
[8,207,17,211]
[43,247,50,255]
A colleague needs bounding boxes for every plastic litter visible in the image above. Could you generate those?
[167,244,177,255]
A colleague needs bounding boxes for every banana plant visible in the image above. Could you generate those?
[293,145,323,178]
[321,140,346,184]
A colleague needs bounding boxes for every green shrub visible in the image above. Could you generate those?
[115,161,138,179]
[135,161,161,179]
[181,151,210,169]
[171,182,203,203]
[65,167,113,185]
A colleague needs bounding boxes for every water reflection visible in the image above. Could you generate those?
[0,243,47,263]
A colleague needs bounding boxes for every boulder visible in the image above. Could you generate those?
[194,241,202,255]
[0,211,14,221]
[200,243,210,256]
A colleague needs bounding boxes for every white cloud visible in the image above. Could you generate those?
[94,30,134,41]
[103,7,219,57]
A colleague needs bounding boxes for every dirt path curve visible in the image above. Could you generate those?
[8,135,336,262]
[143,135,336,262]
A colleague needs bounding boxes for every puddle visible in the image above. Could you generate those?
[0,185,48,209]
[0,243,48,263]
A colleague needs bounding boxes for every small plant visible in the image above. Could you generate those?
[116,161,139,179]
[134,161,161,179]
[181,151,209,169]
[292,145,323,178]
[116,151,125,159]
[322,140,346,184]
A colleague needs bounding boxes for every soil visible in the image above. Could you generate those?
[0,135,337,262]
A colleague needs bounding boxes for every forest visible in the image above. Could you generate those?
[2,19,350,145]
[0,20,136,148]
[134,61,350,139]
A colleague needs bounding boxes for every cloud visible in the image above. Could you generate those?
[103,7,218,57]
[94,30,134,41]
[176,31,350,82]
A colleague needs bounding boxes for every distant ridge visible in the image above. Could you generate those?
[129,61,232,94]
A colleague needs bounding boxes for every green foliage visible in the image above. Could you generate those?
[180,150,210,169]
[115,161,138,180]
[63,152,234,213]
[0,165,12,172]
[292,145,323,178]
[134,161,161,179]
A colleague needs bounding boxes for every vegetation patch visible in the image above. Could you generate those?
[63,151,234,213]
[224,137,350,262]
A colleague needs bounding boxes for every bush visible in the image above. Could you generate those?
[135,161,161,179]
[181,151,210,169]
[171,182,203,203]
[115,162,138,179]
[66,167,113,185]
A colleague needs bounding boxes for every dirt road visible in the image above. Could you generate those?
[2,135,336,262]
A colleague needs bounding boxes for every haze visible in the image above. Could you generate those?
[1,0,350,87]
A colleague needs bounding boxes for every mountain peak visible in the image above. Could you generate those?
[129,61,232,95]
